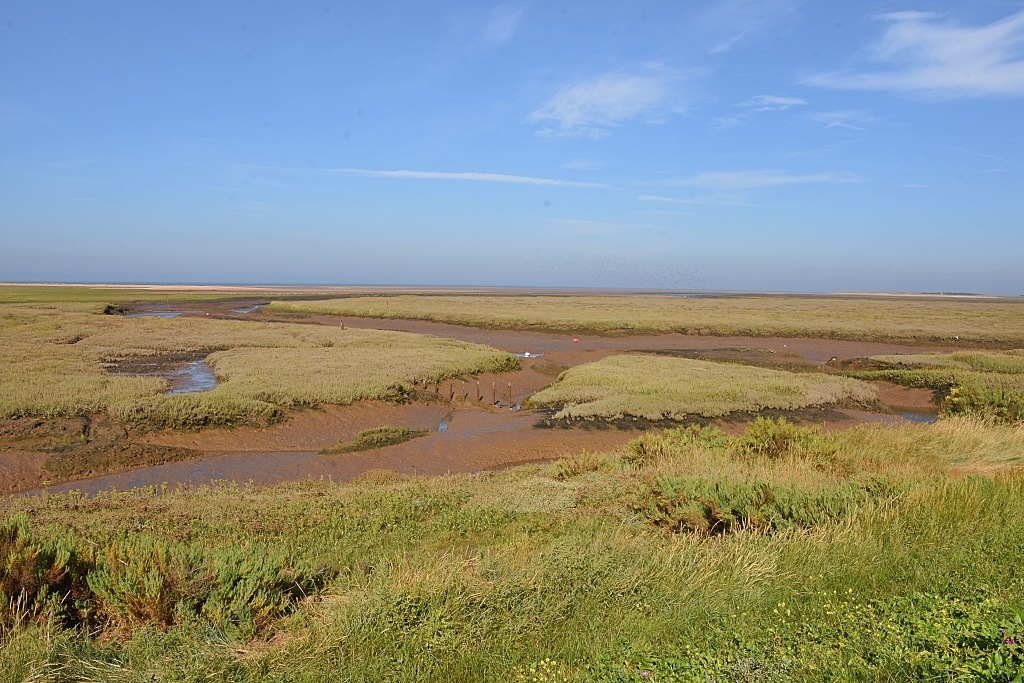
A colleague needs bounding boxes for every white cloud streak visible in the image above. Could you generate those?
[702,0,801,54]
[743,94,807,110]
[328,168,606,188]
[529,71,673,137]
[638,194,760,207]
[669,170,859,189]
[482,3,523,45]
[806,10,1024,96]
[809,110,874,131]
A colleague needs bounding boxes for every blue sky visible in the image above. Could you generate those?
[1,1,1022,292]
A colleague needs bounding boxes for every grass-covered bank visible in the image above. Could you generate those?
[528,355,877,421]
[268,294,1024,345]
[0,303,517,429]
[3,418,1024,682]
[843,351,1024,423]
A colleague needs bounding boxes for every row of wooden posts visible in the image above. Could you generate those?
[426,379,514,408]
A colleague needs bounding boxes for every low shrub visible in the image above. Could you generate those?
[554,451,610,479]
[944,385,1024,425]
[633,475,869,535]
[737,417,838,461]
[0,518,323,638]
[0,515,94,630]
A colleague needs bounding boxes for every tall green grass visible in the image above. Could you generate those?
[3,418,1024,681]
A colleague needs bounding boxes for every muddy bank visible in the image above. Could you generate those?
[0,415,203,493]
[25,407,643,498]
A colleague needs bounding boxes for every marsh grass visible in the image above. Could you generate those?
[528,355,877,421]
[3,418,1024,680]
[0,304,517,429]
[269,294,1024,344]
[846,350,1024,424]
[319,426,431,455]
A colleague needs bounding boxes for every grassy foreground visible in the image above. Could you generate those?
[268,294,1024,344]
[528,355,877,421]
[0,303,517,429]
[3,418,1024,681]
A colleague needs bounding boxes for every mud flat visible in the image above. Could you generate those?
[24,405,642,497]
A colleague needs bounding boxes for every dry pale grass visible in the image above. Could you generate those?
[527,354,877,420]
[0,304,516,426]
[839,415,1024,471]
[869,350,1024,373]
[268,294,1024,344]
[853,350,1024,393]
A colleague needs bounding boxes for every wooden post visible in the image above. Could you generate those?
[492,381,495,405]
[476,381,480,401]
[508,382,512,409]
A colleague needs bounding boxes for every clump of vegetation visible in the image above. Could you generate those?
[553,451,610,479]
[528,355,877,421]
[269,294,1024,344]
[320,426,430,455]
[632,474,873,535]
[736,416,839,460]
[0,514,323,640]
[944,386,1024,424]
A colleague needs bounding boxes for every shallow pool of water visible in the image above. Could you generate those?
[128,311,185,318]
[166,361,218,395]
[897,410,938,424]
[230,305,262,314]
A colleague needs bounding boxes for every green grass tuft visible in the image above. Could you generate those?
[320,426,431,455]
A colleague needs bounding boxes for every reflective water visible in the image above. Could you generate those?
[166,361,218,395]
[897,410,938,424]
[230,305,262,314]
[127,312,184,318]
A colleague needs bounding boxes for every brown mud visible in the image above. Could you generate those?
[6,302,950,497]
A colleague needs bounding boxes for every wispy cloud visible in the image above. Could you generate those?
[809,110,875,131]
[638,194,759,207]
[563,159,606,170]
[482,3,523,45]
[929,143,1007,163]
[742,95,807,111]
[529,68,680,138]
[669,170,859,190]
[806,10,1024,97]
[639,194,693,204]
[701,0,801,54]
[329,168,606,188]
